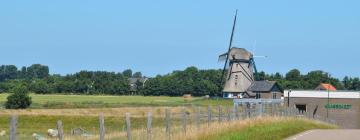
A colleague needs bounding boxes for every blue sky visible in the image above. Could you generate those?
[0,0,359,78]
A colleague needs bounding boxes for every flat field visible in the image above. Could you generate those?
[0,94,233,139]
[0,94,232,109]
[0,116,336,140]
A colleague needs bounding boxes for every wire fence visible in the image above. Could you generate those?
[7,104,336,140]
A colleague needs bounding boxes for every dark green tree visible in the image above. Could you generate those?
[133,72,142,78]
[285,69,301,81]
[122,69,133,77]
[5,85,32,109]
[27,64,49,79]
[30,79,51,94]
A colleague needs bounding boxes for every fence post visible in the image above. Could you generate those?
[182,107,187,134]
[257,102,262,117]
[147,112,152,140]
[207,105,212,126]
[271,103,275,116]
[57,120,64,140]
[218,106,222,122]
[125,113,132,140]
[226,107,231,121]
[9,115,18,140]
[165,108,171,140]
[196,106,200,129]
[246,103,251,118]
[99,113,105,140]
[233,104,239,120]
[275,103,278,116]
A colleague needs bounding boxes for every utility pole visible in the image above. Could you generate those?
[326,74,331,119]
[287,89,291,107]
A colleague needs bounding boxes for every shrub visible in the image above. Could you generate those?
[5,85,32,109]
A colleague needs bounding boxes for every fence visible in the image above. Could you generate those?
[6,104,336,140]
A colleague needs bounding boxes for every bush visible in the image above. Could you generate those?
[5,85,32,109]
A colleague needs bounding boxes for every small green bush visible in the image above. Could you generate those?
[5,85,32,109]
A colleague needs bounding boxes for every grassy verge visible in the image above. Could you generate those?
[0,94,232,108]
[190,117,336,140]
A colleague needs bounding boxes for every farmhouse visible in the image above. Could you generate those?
[225,80,283,99]
[285,90,360,128]
[128,77,148,93]
[245,81,283,99]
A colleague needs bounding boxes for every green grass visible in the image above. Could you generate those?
[198,118,336,140]
[0,93,233,108]
[0,115,185,139]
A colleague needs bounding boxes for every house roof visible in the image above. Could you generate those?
[128,77,148,85]
[316,83,336,91]
[247,81,282,92]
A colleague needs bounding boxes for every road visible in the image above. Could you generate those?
[285,129,360,140]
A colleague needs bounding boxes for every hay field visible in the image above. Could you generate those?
[0,94,232,109]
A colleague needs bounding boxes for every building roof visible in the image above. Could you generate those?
[315,83,337,91]
[284,90,360,99]
[128,77,148,85]
[247,81,282,92]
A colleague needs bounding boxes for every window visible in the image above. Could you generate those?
[255,92,261,99]
[295,104,307,114]
[272,92,277,99]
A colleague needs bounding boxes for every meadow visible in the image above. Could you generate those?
[0,94,337,140]
[0,94,232,109]
[0,116,336,140]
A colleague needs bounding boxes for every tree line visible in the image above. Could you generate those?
[0,64,359,96]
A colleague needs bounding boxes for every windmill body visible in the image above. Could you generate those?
[220,47,255,96]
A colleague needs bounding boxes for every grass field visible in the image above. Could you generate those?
[0,93,232,109]
[0,116,335,140]
[0,94,337,139]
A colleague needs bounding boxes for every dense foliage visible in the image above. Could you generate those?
[5,85,32,109]
[141,67,222,96]
[0,64,359,96]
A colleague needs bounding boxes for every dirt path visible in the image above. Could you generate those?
[285,129,360,140]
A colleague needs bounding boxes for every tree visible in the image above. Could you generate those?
[133,72,142,78]
[122,69,132,77]
[0,65,18,81]
[27,64,49,79]
[5,85,32,109]
[286,69,301,81]
[30,79,51,94]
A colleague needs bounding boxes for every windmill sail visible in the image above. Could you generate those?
[218,53,228,62]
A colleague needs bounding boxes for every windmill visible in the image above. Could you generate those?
[219,10,259,98]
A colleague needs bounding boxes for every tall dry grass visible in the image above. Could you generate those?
[0,107,190,117]
[49,116,334,140]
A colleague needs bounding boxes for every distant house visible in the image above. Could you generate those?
[315,83,336,91]
[128,77,148,93]
[244,81,283,99]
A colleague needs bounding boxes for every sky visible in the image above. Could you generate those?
[0,0,359,78]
